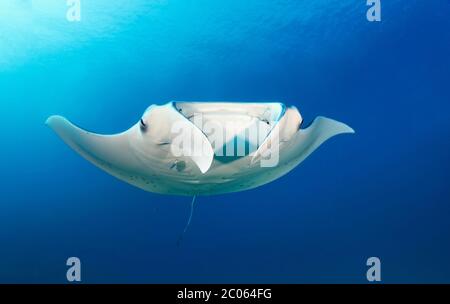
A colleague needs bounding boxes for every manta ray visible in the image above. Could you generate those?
[47,101,353,238]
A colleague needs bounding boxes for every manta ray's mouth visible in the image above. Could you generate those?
[172,102,286,157]
[173,101,285,127]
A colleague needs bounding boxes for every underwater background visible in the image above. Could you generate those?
[0,0,449,283]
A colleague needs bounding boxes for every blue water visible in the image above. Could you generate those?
[0,0,449,283]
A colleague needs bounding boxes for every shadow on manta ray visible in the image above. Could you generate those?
[46,101,354,244]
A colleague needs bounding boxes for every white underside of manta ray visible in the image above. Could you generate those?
[46,101,354,196]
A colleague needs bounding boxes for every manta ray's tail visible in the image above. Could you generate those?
[177,195,197,246]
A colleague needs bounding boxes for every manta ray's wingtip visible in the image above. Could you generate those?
[342,123,355,135]
[314,116,355,135]
[45,115,65,126]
